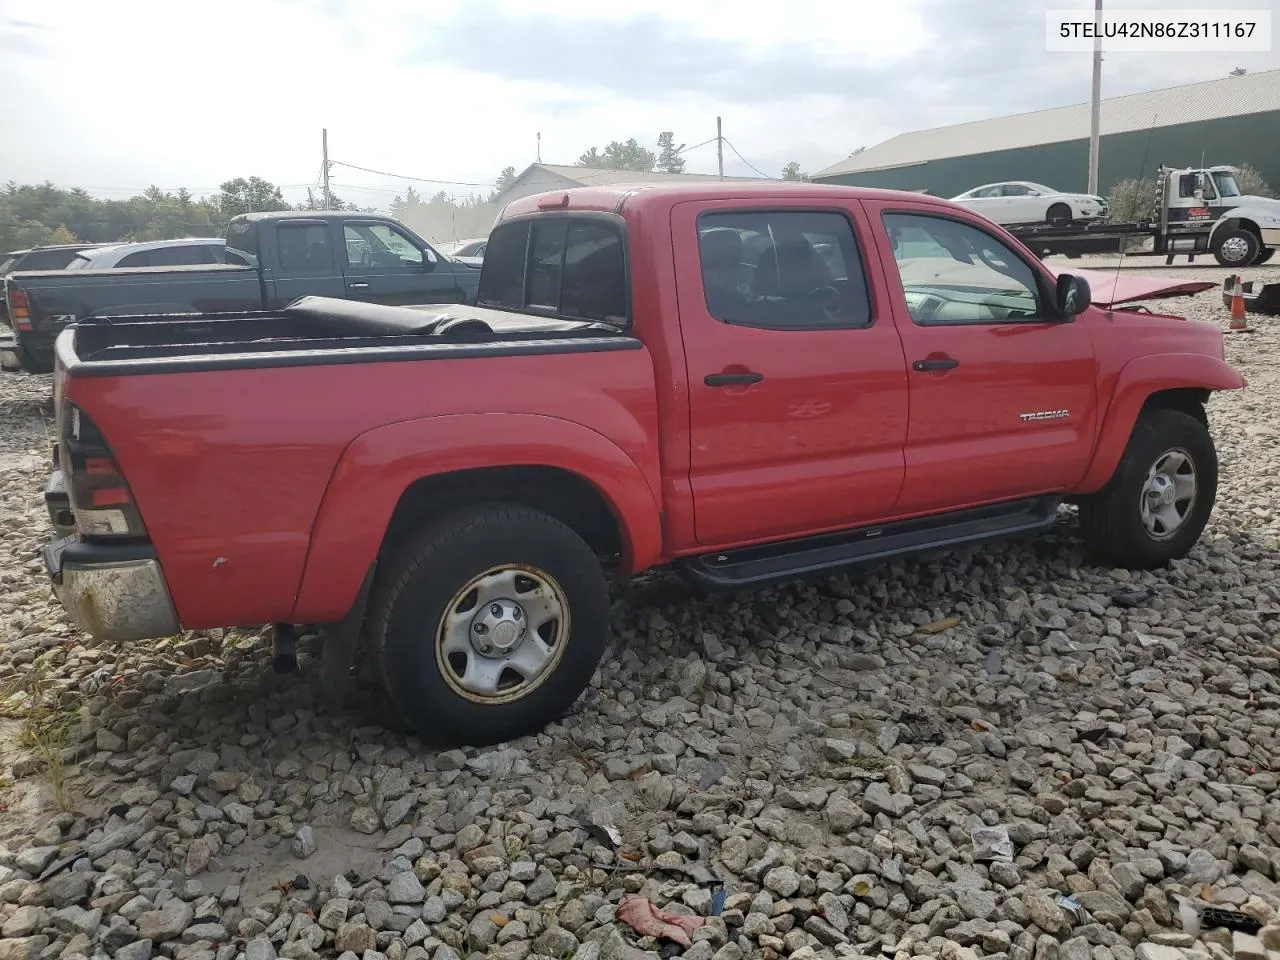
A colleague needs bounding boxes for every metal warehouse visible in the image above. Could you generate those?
[812,69,1280,199]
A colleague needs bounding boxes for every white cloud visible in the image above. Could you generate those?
[2,0,1276,210]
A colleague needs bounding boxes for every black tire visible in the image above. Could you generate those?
[1078,408,1217,570]
[14,336,52,374]
[1213,228,1261,268]
[368,505,610,747]
[1254,248,1275,265]
[1047,203,1072,227]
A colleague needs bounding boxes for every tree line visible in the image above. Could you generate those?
[0,177,377,253]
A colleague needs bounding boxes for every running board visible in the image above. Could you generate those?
[679,496,1062,589]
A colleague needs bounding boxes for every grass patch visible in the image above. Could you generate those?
[0,656,82,812]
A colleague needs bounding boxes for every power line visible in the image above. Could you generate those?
[329,160,496,187]
[722,138,775,179]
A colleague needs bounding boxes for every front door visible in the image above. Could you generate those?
[674,199,910,548]
[340,221,461,306]
[868,202,1099,515]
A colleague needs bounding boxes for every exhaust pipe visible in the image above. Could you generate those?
[272,623,298,674]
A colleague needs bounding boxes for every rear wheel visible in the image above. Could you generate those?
[13,335,52,374]
[1078,408,1217,570]
[1046,203,1072,227]
[1213,228,1261,268]
[368,505,611,746]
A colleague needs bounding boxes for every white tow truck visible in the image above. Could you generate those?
[1008,165,1280,268]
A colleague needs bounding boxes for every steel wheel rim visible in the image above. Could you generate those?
[1221,235,1251,263]
[1139,447,1197,541]
[435,563,570,705]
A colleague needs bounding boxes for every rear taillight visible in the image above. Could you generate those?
[60,403,147,539]
[6,285,31,331]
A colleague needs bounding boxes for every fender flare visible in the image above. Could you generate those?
[290,412,664,623]
[1208,210,1267,247]
[1076,353,1245,493]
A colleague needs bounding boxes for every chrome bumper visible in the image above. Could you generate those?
[43,534,180,643]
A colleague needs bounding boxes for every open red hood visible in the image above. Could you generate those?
[1050,267,1217,308]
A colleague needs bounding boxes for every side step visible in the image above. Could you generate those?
[679,496,1062,589]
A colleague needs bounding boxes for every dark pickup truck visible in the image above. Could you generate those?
[2,211,480,371]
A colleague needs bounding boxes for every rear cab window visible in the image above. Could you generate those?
[226,219,259,266]
[477,215,628,327]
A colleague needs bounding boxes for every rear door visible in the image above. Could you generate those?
[674,199,910,548]
[339,221,462,306]
[866,200,1099,515]
[269,220,347,304]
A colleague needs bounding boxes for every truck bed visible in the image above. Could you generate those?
[61,296,637,374]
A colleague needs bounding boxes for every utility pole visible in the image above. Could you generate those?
[322,128,332,210]
[537,132,542,163]
[1087,0,1102,195]
[716,116,724,179]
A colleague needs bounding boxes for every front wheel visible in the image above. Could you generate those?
[1046,203,1073,227]
[1213,228,1261,267]
[1078,408,1217,569]
[368,506,611,746]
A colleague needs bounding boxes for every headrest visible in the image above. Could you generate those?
[699,228,742,271]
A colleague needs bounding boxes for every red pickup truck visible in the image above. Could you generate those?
[41,182,1244,746]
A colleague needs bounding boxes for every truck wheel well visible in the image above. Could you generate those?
[1215,217,1261,241]
[380,466,624,564]
[1142,387,1208,427]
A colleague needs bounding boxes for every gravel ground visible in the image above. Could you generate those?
[1,263,1279,960]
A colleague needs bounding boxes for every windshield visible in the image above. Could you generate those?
[1212,172,1241,198]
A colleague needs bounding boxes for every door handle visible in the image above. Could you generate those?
[705,371,764,387]
[348,282,370,290]
[912,358,959,371]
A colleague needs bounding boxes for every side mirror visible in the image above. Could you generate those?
[416,252,435,272]
[1055,273,1091,316]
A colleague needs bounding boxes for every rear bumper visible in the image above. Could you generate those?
[42,534,180,643]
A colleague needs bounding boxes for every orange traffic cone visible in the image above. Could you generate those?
[1227,275,1253,333]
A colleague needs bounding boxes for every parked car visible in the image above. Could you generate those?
[67,238,237,270]
[950,181,1108,226]
[1,243,114,322]
[40,181,1242,746]
[3,211,481,371]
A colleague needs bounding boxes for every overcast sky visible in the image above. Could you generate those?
[2,0,1277,210]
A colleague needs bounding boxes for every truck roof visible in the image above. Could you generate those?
[233,210,397,223]
[498,181,947,220]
